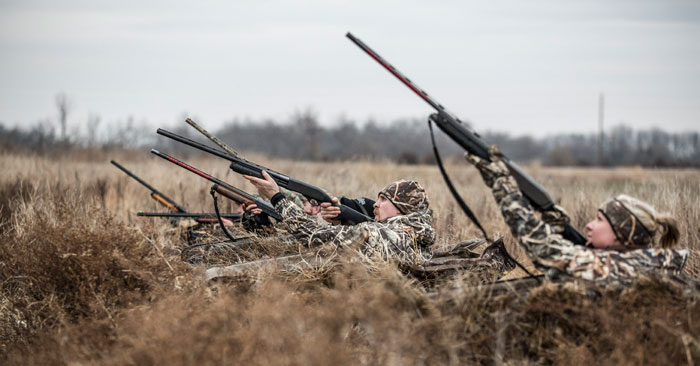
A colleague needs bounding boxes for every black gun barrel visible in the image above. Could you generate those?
[111,160,188,213]
[156,128,373,225]
[156,128,291,181]
[137,212,243,219]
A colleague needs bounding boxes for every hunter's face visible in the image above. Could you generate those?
[373,195,401,222]
[585,211,620,249]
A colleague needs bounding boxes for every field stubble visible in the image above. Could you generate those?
[1,151,699,365]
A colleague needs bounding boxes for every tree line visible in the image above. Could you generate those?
[211,110,700,167]
[2,102,699,167]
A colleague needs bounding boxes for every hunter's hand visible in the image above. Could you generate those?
[243,203,263,215]
[320,197,341,224]
[243,170,280,201]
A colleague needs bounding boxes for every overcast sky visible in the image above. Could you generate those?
[1,0,699,136]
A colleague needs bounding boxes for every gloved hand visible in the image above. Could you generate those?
[241,207,275,237]
[464,145,511,188]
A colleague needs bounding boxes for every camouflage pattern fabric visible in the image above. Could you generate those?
[477,239,518,281]
[280,188,306,208]
[415,238,516,283]
[465,145,689,288]
[274,197,435,267]
[378,180,429,214]
[598,198,653,248]
[422,238,517,282]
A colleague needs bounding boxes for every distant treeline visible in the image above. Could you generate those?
[212,112,700,167]
[2,111,699,167]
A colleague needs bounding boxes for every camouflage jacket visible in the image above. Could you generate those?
[467,148,689,288]
[274,198,435,267]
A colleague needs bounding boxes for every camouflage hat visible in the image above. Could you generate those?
[598,197,653,248]
[378,180,429,215]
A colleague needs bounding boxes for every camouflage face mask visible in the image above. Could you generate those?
[378,180,429,215]
[598,197,653,248]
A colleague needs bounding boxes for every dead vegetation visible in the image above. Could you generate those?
[1,151,699,365]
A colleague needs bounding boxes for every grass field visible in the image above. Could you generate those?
[1,150,699,365]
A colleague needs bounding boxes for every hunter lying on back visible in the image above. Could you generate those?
[466,145,689,288]
[245,171,434,267]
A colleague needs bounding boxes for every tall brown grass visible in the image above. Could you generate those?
[1,151,698,365]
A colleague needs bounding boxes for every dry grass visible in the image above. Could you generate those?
[1,151,699,365]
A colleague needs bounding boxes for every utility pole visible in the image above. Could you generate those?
[597,93,605,166]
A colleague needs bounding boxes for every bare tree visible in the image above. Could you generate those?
[55,92,72,142]
[293,107,320,160]
[86,113,101,147]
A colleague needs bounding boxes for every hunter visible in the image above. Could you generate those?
[244,171,434,266]
[466,145,689,288]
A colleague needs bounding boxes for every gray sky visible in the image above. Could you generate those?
[1,0,699,136]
